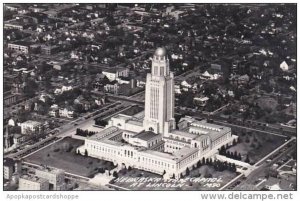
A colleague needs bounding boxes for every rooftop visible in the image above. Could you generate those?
[8,40,33,46]
[103,67,127,74]
[143,149,176,160]
[143,147,198,162]
[36,167,64,175]
[173,147,198,158]
[20,175,48,184]
[88,126,121,142]
[22,120,42,126]
[111,114,133,122]
[133,131,159,141]
[171,129,197,139]
[127,119,143,126]
[191,120,231,132]
[133,111,145,119]
[154,47,167,57]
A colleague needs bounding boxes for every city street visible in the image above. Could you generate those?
[5,101,130,159]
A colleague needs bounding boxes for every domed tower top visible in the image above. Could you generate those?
[154,47,168,60]
[151,47,170,77]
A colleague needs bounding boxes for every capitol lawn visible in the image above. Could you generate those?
[24,137,115,177]
[227,131,286,164]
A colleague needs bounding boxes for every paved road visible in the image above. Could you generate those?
[226,140,296,190]
[254,137,296,167]
[5,102,127,159]
[213,120,287,138]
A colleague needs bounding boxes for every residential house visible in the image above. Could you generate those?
[200,71,221,80]
[95,98,106,106]
[104,81,119,94]
[41,45,59,55]
[13,134,27,145]
[136,76,146,88]
[54,85,73,95]
[47,60,74,71]
[4,158,21,180]
[174,84,181,94]
[8,41,32,54]
[20,120,42,135]
[59,107,74,119]
[49,104,59,117]
[181,80,192,91]
[102,67,129,81]
[19,175,49,190]
[193,96,209,107]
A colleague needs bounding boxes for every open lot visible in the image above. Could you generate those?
[25,137,115,177]
[227,131,287,164]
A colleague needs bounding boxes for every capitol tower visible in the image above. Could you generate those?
[143,47,176,134]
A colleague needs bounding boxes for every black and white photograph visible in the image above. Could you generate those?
[1,1,298,200]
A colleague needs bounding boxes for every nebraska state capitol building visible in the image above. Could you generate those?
[77,47,237,179]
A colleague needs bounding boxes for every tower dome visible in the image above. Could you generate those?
[154,47,167,59]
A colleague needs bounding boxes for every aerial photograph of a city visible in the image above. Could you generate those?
[2,3,297,192]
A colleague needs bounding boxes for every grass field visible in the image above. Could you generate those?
[25,137,115,177]
[227,132,286,163]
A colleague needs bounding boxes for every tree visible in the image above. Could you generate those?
[74,104,85,114]
[233,151,238,159]
[232,163,237,172]
[213,160,218,171]
[186,168,190,176]
[113,171,119,178]
[24,79,38,98]
[245,136,250,143]
[202,157,206,165]
[223,162,228,171]
[219,145,226,155]
[9,126,21,134]
[245,155,250,163]
[98,168,105,173]
[95,119,108,127]
[238,153,242,160]
[197,160,201,168]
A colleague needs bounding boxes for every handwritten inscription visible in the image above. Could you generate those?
[114,177,223,189]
